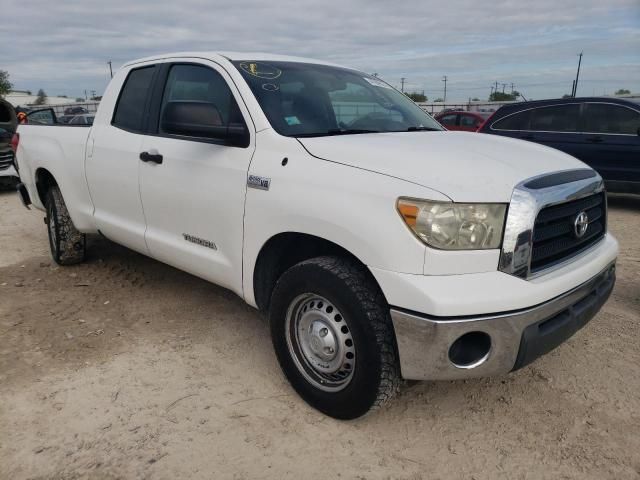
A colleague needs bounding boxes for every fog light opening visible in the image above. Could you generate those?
[448,331,492,369]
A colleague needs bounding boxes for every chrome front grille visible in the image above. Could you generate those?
[0,151,14,170]
[530,193,606,273]
[499,169,606,279]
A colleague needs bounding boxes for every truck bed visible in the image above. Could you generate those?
[16,124,95,228]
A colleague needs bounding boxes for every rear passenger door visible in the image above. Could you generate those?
[86,65,157,254]
[138,61,255,295]
[579,102,640,186]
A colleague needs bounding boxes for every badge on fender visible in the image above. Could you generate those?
[247,175,271,191]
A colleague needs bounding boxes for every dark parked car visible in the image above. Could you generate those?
[58,115,76,124]
[0,98,18,186]
[63,106,88,115]
[478,97,640,194]
[436,110,491,132]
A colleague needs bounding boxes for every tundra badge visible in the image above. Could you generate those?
[183,234,217,250]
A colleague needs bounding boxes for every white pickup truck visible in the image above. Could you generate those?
[14,52,618,419]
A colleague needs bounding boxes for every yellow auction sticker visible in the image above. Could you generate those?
[239,62,282,80]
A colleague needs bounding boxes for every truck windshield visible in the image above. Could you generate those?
[233,61,442,137]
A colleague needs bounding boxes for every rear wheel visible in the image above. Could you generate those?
[269,256,400,419]
[46,185,86,265]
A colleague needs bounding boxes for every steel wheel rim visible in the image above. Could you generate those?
[285,293,356,392]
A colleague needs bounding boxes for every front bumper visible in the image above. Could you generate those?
[391,262,615,380]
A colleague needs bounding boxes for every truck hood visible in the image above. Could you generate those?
[298,131,587,202]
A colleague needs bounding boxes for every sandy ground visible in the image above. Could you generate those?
[0,189,639,480]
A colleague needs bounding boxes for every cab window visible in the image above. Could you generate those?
[112,66,156,132]
[158,64,246,144]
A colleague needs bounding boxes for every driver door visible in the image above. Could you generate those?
[138,61,255,295]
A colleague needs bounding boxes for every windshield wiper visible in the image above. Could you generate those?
[294,129,380,138]
[327,128,380,135]
[406,126,441,132]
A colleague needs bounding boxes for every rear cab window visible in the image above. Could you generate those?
[112,66,156,133]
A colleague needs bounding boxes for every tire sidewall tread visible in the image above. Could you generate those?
[269,256,401,419]
[46,186,86,265]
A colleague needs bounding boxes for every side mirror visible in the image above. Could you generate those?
[161,101,249,147]
[27,108,57,125]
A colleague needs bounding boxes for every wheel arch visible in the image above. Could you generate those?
[34,167,58,206]
[252,231,387,313]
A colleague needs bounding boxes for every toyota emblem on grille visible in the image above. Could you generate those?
[574,211,589,238]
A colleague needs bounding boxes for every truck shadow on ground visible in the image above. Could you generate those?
[2,230,526,420]
[2,201,630,425]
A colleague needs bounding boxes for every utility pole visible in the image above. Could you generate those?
[107,61,113,79]
[572,52,583,97]
[400,77,406,92]
[84,90,87,101]
[501,83,507,94]
[510,83,515,93]
[90,90,96,99]
[493,81,499,98]
[442,75,447,103]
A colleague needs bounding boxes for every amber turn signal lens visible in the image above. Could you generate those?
[397,202,418,227]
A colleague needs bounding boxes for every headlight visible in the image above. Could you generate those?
[397,198,507,250]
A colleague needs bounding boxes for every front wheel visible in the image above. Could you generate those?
[46,185,86,265]
[269,256,401,419]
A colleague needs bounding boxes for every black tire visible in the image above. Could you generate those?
[45,185,86,265]
[269,256,401,419]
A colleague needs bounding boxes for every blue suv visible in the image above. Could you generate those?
[479,97,640,194]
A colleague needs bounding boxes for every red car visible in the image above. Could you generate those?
[435,111,491,132]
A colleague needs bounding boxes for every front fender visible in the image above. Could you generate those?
[241,131,448,306]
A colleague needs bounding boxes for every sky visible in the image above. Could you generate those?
[2,0,639,102]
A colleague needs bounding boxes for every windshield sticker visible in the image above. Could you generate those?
[262,83,279,91]
[239,62,282,80]
[364,77,393,89]
[284,116,301,126]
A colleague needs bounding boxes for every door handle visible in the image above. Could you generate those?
[586,136,603,143]
[139,151,163,164]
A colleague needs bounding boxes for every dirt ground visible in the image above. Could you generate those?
[0,189,639,480]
